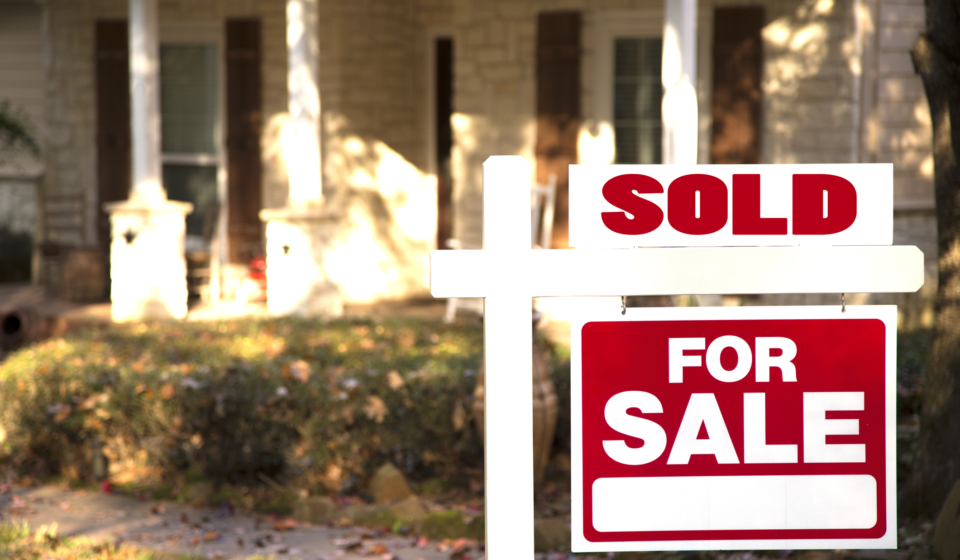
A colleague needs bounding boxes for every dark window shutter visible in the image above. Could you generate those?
[226,18,262,263]
[435,38,454,249]
[536,11,580,249]
[710,7,764,164]
[95,20,131,250]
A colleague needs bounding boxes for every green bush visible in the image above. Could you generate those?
[0,317,487,492]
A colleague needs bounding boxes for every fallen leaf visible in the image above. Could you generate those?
[237,538,244,548]
[290,360,311,383]
[54,405,71,424]
[386,370,405,390]
[203,531,219,542]
[271,518,298,531]
[160,384,175,400]
[363,396,389,423]
[191,535,200,546]
[150,504,165,515]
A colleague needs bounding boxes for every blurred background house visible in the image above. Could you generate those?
[0,0,936,324]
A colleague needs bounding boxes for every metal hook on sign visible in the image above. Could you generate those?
[841,293,846,313]
[621,296,626,315]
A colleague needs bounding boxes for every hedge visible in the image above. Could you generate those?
[0,316,512,494]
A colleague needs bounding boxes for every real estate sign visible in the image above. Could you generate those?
[568,164,893,248]
[571,305,897,551]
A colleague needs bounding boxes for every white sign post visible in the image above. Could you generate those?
[429,156,924,557]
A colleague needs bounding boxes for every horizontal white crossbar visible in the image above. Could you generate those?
[430,246,924,297]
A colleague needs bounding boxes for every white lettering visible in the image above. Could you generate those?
[667,393,740,464]
[755,337,798,382]
[706,336,752,382]
[803,392,865,463]
[669,338,705,383]
[603,391,668,465]
[743,393,798,463]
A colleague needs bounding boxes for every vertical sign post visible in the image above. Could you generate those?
[481,157,535,558]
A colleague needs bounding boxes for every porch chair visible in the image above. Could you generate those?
[442,173,557,323]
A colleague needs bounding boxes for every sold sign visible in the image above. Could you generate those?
[568,164,892,247]
[571,305,896,551]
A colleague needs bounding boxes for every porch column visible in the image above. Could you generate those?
[662,0,698,165]
[259,0,343,316]
[286,0,322,204]
[129,0,164,202]
[104,0,192,321]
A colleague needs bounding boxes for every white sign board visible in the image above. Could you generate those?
[568,164,893,248]
[571,305,897,551]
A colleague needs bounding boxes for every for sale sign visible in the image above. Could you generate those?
[571,305,896,551]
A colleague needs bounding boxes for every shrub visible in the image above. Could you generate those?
[0,317,487,493]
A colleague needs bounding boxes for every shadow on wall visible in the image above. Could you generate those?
[763,0,849,164]
[324,114,436,303]
[260,111,436,304]
[450,112,537,247]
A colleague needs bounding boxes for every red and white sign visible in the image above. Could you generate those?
[571,305,896,551]
[568,164,893,248]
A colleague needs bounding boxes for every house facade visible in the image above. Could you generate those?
[0,0,935,323]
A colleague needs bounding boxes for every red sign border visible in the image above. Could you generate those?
[570,304,897,552]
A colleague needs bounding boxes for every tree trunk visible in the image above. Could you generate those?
[902,0,960,519]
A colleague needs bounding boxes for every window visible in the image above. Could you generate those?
[158,26,223,255]
[592,12,665,165]
[613,38,662,164]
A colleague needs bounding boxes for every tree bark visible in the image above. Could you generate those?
[902,0,960,519]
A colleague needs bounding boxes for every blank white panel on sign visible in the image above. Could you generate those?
[568,164,893,248]
[592,475,877,532]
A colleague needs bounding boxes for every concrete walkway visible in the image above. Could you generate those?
[0,484,471,560]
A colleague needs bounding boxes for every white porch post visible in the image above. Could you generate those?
[129,0,164,202]
[259,0,343,316]
[662,0,698,165]
[104,0,192,321]
[286,0,322,204]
